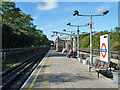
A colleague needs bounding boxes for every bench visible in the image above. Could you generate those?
[89,59,119,78]
[67,51,77,58]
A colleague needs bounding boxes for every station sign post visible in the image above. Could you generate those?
[100,34,110,62]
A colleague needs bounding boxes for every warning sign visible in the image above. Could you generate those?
[100,34,110,62]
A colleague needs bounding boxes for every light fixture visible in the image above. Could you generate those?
[73,10,79,16]
[103,10,109,15]
[67,23,71,26]
[63,29,66,31]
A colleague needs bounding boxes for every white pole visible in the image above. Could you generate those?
[73,36,76,52]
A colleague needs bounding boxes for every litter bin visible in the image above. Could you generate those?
[83,59,89,65]
[112,70,120,84]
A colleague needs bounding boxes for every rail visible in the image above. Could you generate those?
[1,46,50,73]
[1,47,50,89]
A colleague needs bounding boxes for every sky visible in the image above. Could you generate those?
[14,1,118,41]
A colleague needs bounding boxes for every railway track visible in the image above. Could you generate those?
[1,48,50,90]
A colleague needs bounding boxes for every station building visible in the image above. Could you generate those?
[55,36,71,52]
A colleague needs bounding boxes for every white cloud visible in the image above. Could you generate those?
[96,6,109,13]
[37,0,59,10]
[33,13,41,21]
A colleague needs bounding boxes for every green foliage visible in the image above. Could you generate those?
[79,27,120,51]
[110,27,120,51]
[79,34,90,48]
[2,2,52,49]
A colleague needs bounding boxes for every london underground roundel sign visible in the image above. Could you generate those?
[100,43,107,58]
[100,34,110,63]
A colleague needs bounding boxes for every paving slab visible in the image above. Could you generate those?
[22,50,119,89]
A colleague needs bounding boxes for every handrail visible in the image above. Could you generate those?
[79,48,120,54]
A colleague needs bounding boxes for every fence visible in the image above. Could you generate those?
[1,47,50,59]
[79,48,120,60]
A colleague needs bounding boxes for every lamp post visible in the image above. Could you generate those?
[66,23,87,58]
[63,29,77,52]
[63,29,76,48]
[73,10,109,65]
[64,36,68,52]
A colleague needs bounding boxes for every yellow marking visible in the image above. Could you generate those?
[40,59,51,88]
[28,56,48,90]
[90,54,92,57]
[90,44,92,47]
[108,63,110,67]
[98,66,101,72]
[77,51,79,53]
[41,51,52,88]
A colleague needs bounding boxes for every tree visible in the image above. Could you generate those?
[2,2,52,49]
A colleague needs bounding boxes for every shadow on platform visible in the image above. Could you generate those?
[27,73,94,85]
[50,73,94,83]
[49,52,67,57]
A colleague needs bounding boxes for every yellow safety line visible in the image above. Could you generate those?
[28,56,48,90]
[42,51,52,88]
[40,50,52,88]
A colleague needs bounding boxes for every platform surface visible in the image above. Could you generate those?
[22,50,118,89]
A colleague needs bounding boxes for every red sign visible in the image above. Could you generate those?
[100,43,107,58]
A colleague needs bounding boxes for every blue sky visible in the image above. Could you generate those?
[15,2,118,41]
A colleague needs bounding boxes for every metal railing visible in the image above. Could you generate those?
[1,46,50,59]
[79,48,120,60]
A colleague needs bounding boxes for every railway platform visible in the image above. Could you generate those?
[21,49,118,89]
